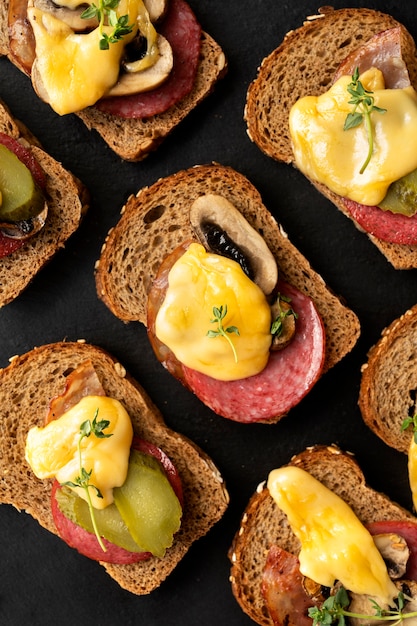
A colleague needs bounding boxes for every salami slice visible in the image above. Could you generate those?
[181,281,325,423]
[96,0,201,119]
[342,197,417,245]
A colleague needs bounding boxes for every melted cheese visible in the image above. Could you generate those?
[155,243,272,381]
[289,68,417,206]
[25,396,133,509]
[27,0,140,115]
[408,437,417,511]
[267,465,398,605]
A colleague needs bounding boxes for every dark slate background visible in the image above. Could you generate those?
[0,1,416,624]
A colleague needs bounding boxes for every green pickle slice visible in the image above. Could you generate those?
[0,144,45,222]
[379,168,417,216]
[114,450,182,558]
[56,449,182,557]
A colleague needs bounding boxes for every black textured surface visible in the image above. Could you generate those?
[0,1,416,624]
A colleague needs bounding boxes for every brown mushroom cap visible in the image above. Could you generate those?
[190,194,278,295]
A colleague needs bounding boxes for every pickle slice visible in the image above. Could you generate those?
[0,143,45,222]
[378,168,417,216]
[113,450,182,558]
[55,485,145,553]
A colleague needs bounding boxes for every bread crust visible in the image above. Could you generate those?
[0,2,227,161]
[95,163,360,376]
[0,99,88,307]
[0,340,229,594]
[229,445,417,626]
[244,7,417,269]
[359,305,417,455]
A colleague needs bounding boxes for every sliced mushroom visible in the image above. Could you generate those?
[0,201,48,240]
[373,533,410,579]
[143,0,168,23]
[106,34,173,97]
[32,0,98,32]
[349,580,417,626]
[190,194,278,295]
[270,295,297,350]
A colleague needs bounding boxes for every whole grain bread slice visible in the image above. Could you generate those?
[359,305,417,455]
[244,7,417,270]
[0,2,227,162]
[0,340,229,594]
[95,163,360,374]
[0,99,88,307]
[229,444,417,626]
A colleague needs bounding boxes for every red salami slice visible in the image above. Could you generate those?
[181,281,325,423]
[262,545,317,626]
[342,197,417,245]
[96,0,201,119]
[367,520,417,581]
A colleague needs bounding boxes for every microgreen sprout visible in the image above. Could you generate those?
[343,66,387,174]
[308,587,417,625]
[207,305,240,362]
[81,0,134,50]
[402,413,417,442]
[270,293,298,338]
[62,409,113,552]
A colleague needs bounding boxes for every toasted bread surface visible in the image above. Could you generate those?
[0,2,227,161]
[229,445,417,626]
[0,341,229,594]
[95,163,360,373]
[0,99,88,307]
[359,305,417,455]
[245,7,417,269]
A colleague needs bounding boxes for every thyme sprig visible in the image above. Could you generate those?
[402,413,417,442]
[62,409,113,552]
[207,305,240,363]
[309,587,417,625]
[270,293,298,338]
[343,67,387,174]
[81,0,134,50]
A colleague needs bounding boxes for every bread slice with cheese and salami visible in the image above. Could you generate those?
[0,0,227,161]
[245,7,417,269]
[0,340,229,594]
[95,163,360,424]
[0,98,88,307]
[229,444,417,626]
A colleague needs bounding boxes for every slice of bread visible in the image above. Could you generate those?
[359,305,417,455]
[229,444,417,626]
[0,2,227,161]
[0,99,88,307]
[95,163,360,374]
[0,340,229,594]
[245,7,417,269]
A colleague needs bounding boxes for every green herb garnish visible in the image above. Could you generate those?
[81,0,134,50]
[207,305,240,363]
[270,293,298,338]
[402,413,417,442]
[343,67,387,174]
[309,586,417,625]
[62,409,113,552]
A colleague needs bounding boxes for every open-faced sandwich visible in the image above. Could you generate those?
[245,7,417,269]
[359,304,417,518]
[95,163,360,424]
[0,0,227,161]
[0,341,229,594]
[229,445,417,625]
[0,98,88,307]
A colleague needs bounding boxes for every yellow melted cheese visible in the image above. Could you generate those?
[267,465,398,606]
[408,437,417,511]
[25,395,133,509]
[155,243,272,381]
[289,68,417,206]
[27,0,140,115]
